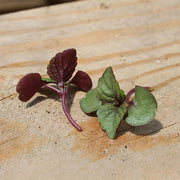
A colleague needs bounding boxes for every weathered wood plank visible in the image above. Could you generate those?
[0,0,180,179]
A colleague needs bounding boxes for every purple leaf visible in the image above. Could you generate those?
[71,70,92,91]
[16,73,43,102]
[47,48,77,83]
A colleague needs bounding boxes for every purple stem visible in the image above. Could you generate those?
[64,80,71,95]
[126,88,135,104]
[61,93,82,131]
[43,83,82,131]
[43,84,62,95]
[126,86,151,104]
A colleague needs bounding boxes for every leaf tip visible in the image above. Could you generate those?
[71,70,92,92]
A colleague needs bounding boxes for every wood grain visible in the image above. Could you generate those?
[0,0,180,179]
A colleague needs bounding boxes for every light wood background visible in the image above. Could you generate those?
[0,0,180,179]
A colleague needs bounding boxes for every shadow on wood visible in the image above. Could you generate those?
[26,84,82,111]
[116,118,163,139]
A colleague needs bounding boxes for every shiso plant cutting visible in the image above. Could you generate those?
[16,48,92,131]
[80,67,158,139]
[16,48,157,139]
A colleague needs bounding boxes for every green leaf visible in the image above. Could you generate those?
[125,86,157,126]
[80,88,102,114]
[41,77,57,83]
[97,67,126,103]
[97,102,126,139]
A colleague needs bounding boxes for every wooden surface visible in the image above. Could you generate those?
[0,0,180,179]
